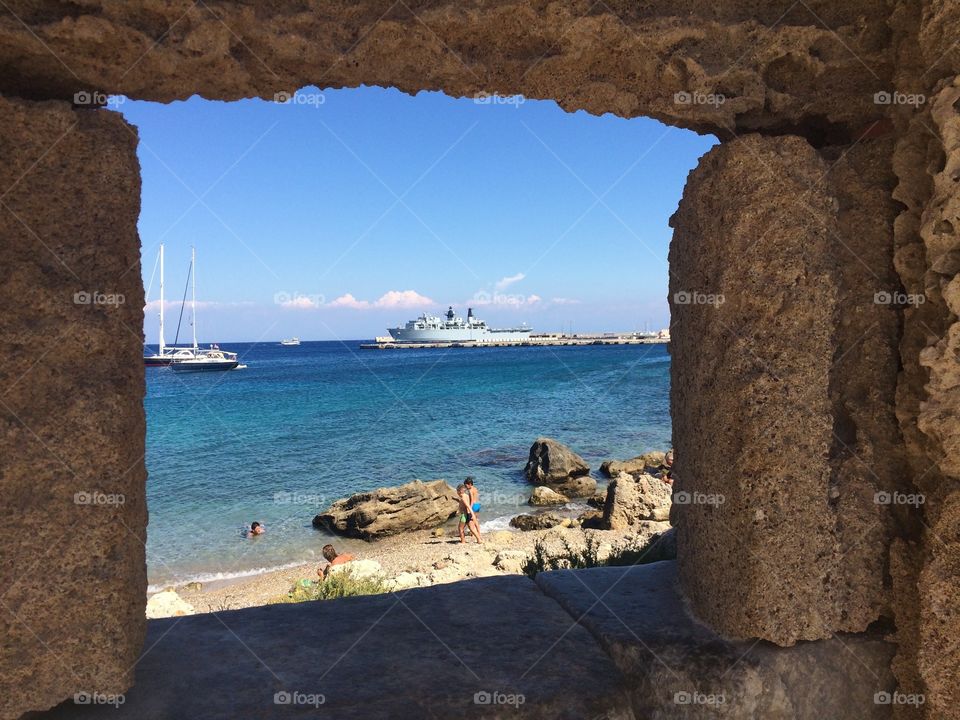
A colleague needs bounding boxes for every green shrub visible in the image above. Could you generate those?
[278,570,388,603]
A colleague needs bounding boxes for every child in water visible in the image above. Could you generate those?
[248,521,264,537]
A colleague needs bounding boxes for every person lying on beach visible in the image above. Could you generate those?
[456,484,482,544]
[464,477,483,543]
[248,521,264,537]
[319,544,355,578]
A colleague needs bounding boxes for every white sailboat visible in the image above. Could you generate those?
[143,245,239,370]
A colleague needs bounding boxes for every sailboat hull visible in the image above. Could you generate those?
[171,360,239,372]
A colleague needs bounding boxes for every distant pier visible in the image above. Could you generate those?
[359,335,670,350]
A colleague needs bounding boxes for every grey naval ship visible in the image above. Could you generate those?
[388,307,532,343]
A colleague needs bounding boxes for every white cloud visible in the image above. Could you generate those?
[328,293,370,309]
[527,294,542,304]
[280,296,320,309]
[550,297,581,305]
[373,290,433,309]
[494,273,525,291]
[327,290,434,310]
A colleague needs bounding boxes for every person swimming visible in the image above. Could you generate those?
[248,521,265,537]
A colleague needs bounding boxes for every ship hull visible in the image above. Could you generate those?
[388,327,533,343]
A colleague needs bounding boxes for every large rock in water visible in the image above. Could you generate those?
[510,513,563,531]
[603,472,672,529]
[313,480,458,539]
[600,451,666,478]
[529,486,569,506]
[524,437,589,484]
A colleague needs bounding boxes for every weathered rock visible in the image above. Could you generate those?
[550,475,598,499]
[0,2,892,138]
[670,134,897,646]
[0,96,147,719]
[600,451,666,478]
[524,437,589,484]
[510,513,563,532]
[145,591,195,620]
[586,492,607,510]
[578,510,606,530]
[313,480,458,539]
[603,473,673,530]
[529,486,569,506]
[493,549,528,574]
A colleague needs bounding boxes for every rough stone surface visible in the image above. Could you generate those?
[600,451,666,478]
[603,472,672,528]
[313,479,458,539]
[669,133,900,645]
[523,437,589,484]
[0,97,146,719]
[528,486,569,506]
[536,562,898,719]
[0,1,895,140]
[37,576,632,719]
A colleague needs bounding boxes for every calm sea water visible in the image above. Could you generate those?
[145,341,672,588]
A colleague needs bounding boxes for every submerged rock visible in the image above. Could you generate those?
[603,472,672,530]
[524,437,589,484]
[313,479,459,539]
[510,513,563,531]
[529,485,569,506]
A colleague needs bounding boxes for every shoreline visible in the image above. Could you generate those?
[150,522,671,617]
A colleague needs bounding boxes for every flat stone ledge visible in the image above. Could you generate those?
[35,575,631,719]
[535,561,898,719]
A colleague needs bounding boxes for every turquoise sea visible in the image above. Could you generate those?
[144,341,672,589]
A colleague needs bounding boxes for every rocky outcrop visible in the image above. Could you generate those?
[600,451,666,478]
[603,473,672,529]
[529,486,569,506]
[510,513,563,531]
[146,591,195,619]
[313,480,458,539]
[524,437,589,483]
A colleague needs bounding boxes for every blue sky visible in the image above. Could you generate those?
[119,87,717,343]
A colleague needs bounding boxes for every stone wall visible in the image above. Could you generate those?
[669,133,902,645]
[0,1,957,718]
[0,97,146,717]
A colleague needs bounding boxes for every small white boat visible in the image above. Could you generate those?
[280,337,300,346]
[171,349,240,372]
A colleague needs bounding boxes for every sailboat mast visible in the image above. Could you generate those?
[158,244,165,355]
[191,246,198,351]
